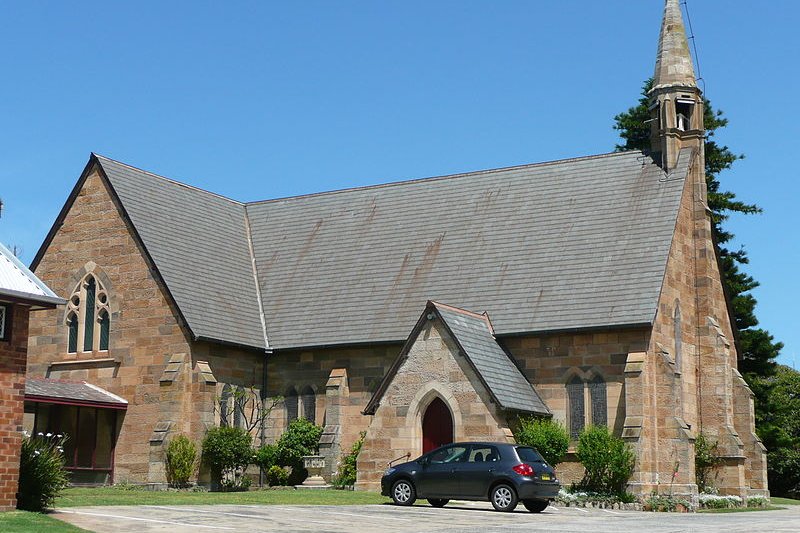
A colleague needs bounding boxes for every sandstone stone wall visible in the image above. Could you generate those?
[502,328,648,485]
[265,343,398,455]
[356,317,513,491]
[27,168,194,483]
[0,305,29,511]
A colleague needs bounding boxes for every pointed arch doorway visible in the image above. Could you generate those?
[422,397,454,453]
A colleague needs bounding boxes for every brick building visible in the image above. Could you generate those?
[0,242,64,511]
[26,0,768,500]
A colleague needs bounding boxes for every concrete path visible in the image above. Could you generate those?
[53,501,800,532]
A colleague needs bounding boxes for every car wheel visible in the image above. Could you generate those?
[523,499,549,513]
[391,479,417,506]
[427,498,449,508]
[490,483,518,512]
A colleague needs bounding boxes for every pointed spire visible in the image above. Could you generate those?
[652,0,697,91]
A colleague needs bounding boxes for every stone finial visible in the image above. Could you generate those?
[651,0,697,91]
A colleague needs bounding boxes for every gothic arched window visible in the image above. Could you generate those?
[233,387,245,429]
[301,386,316,423]
[674,304,683,374]
[285,387,298,425]
[219,384,232,427]
[567,376,585,440]
[589,375,608,427]
[66,274,110,353]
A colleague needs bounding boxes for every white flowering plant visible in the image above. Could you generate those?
[17,431,70,512]
[698,493,743,509]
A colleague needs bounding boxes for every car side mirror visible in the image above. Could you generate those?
[418,457,429,467]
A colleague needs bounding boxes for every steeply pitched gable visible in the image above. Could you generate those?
[364,301,549,416]
[95,155,268,350]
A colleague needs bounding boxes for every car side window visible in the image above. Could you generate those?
[467,445,500,463]
[429,445,468,464]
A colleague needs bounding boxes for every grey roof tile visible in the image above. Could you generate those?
[96,156,267,349]
[433,302,549,414]
[90,148,689,350]
[249,149,689,348]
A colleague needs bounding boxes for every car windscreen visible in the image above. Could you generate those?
[516,447,546,463]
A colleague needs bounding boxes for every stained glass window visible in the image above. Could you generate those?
[589,375,607,427]
[285,387,298,425]
[68,314,78,353]
[83,277,96,352]
[567,376,585,439]
[301,386,316,422]
[99,311,110,351]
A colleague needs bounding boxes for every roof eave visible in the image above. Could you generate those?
[0,289,66,309]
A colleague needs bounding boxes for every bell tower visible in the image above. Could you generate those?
[649,0,704,171]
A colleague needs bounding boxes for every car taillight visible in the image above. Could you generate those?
[512,463,535,476]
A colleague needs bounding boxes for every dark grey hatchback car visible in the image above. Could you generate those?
[381,442,560,512]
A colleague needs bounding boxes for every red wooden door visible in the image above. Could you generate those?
[422,397,454,453]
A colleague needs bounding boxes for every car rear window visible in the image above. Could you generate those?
[516,447,545,463]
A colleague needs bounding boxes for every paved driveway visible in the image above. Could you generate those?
[54,501,800,533]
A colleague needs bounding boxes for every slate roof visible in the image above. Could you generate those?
[248,148,690,348]
[432,302,549,414]
[96,156,267,349]
[0,242,64,307]
[25,378,128,408]
[39,148,691,350]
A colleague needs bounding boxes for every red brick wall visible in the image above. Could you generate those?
[0,304,29,511]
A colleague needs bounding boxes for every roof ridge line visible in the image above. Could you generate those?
[429,300,488,321]
[92,153,245,206]
[243,204,271,350]
[245,150,644,206]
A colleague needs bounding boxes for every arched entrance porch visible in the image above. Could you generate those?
[422,397,453,453]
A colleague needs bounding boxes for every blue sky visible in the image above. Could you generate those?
[1,1,797,368]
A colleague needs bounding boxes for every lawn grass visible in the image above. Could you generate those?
[0,510,88,532]
[57,487,387,507]
[770,497,800,506]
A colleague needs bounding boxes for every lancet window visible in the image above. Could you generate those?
[66,274,110,353]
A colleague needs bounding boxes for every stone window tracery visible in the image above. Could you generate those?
[66,274,110,353]
[567,373,608,439]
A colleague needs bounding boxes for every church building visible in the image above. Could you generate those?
[25,0,768,499]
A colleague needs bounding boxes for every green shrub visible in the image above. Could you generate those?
[165,435,198,488]
[644,492,692,512]
[746,495,769,508]
[17,432,70,512]
[275,418,323,485]
[266,465,289,486]
[694,432,722,493]
[333,431,365,488]
[201,426,253,490]
[513,417,569,467]
[254,443,278,471]
[575,425,635,496]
